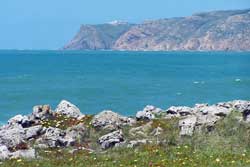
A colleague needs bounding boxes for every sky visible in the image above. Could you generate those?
[0,0,249,50]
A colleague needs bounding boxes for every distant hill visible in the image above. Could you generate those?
[63,9,250,51]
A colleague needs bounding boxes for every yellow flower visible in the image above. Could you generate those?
[69,158,73,161]
[215,158,220,162]
[184,145,188,149]
[231,160,235,164]
[17,159,22,162]
[242,153,246,157]
[134,159,138,162]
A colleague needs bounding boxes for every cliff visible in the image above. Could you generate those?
[64,9,250,51]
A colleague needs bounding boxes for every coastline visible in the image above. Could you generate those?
[0,99,250,164]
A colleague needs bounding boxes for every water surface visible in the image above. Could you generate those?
[0,51,249,123]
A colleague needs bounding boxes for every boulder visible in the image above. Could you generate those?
[242,106,250,122]
[136,105,163,120]
[166,106,193,116]
[0,124,43,149]
[129,122,152,138]
[179,116,197,136]
[31,105,53,122]
[231,100,250,112]
[127,139,148,148]
[98,130,124,149]
[35,127,67,148]
[10,149,36,159]
[91,110,135,130]
[55,100,83,118]
[0,145,10,160]
[8,115,32,128]
[197,105,231,117]
[64,123,87,146]
[0,125,26,148]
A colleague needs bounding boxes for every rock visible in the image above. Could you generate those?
[197,105,231,117]
[0,145,10,160]
[55,100,83,118]
[179,116,197,136]
[166,106,193,116]
[0,125,26,148]
[194,103,208,108]
[8,115,32,128]
[0,124,44,149]
[35,127,67,148]
[98,130,124,149]
[242,106,250,122]
[129,122,152,138]
[127,139,148,148]
[10,149,36,159]
[65,123,87,146]
[24,125,44,140]
[91,110,135,130]
[231,100,250,112]
[136,105,163,120]
[216,102,233,109]
[31,105,53,122]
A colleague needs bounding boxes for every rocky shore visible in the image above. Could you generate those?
[0,99,250,161]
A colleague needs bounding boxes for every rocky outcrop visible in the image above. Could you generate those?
[64,9,250,51]
[98,130,124,149]
[55,100,83,118]
[91,110,135,130]
[0,99,250,161]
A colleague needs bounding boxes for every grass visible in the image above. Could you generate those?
[1,111,250,166]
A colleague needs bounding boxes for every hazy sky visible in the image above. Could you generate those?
[0,0,249,49]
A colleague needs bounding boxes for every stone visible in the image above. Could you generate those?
[231,100,250,112]
[35,127,67,148]
[129,122,152,138]
[179,116,197,136]
[10,149,36,159]
[91,110,135,130]
[65,123,87,146]
[166,106,193,116]
[0,124,44,149]
[198,106,231,117]
[242,106,250,122]
[24,125,44,140]
[55,100,83,118]
[127,139,148,148]
[0,145,10,160]
[0,125,26,148]
[98,130,124,149]
[8,115,32,128]
[136,105,163,120]
[31,105,53,122]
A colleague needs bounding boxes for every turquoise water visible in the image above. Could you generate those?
[0,51,250,124]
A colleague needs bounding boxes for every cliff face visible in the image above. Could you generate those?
[64,9,250,51]
[63,23,133,50]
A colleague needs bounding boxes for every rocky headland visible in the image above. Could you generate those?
[0,99,250,165]
[63,9,250,51]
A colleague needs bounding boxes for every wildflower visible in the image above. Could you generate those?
[215,158,220,162]
[231,160,235,164]
[69,158,73,161]
[184,145,188,149]
[134,159,138,162]
[242,153,246,157]
[17,159,22,162]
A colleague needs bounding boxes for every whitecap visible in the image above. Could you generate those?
[235,78,241,82]
[176,92,182,95]
[193,81,199,84]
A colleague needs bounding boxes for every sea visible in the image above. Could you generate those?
[0,50,250,124]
